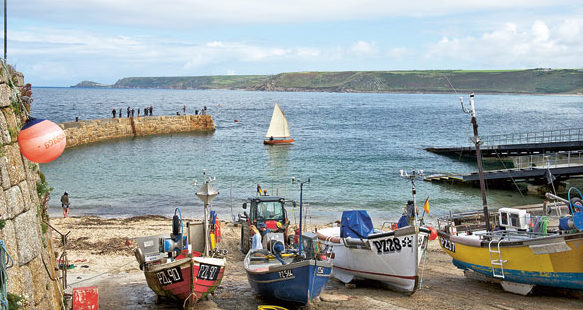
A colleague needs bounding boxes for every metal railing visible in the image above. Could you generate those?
[512,150,583,170]
[481,128,583,146]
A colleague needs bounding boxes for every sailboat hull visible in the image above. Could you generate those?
[438,231,583,290]
[264,138,294,145]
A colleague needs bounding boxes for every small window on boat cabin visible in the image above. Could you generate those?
[500,212,509,226]
[510,213,519,227]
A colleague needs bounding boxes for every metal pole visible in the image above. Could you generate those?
[298,182,303,255]
[469,93,491,231]
[3,0,6,60]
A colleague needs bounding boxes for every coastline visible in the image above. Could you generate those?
[51,215,582,309]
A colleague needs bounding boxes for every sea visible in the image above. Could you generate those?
[34,87,583,224]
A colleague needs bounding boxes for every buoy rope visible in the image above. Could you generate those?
[0,240,14,310]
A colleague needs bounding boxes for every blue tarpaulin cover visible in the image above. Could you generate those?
[340,210,374,238]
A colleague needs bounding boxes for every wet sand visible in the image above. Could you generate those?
[51,216,582,310]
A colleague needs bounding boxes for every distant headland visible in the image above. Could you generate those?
[72,69,583,95]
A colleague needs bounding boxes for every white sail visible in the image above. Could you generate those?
[265,103,291,138]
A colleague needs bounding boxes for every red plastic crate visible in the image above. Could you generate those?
[72,286,99,310]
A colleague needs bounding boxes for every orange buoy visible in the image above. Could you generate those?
[18,118,66,163]
[427,226,438,240]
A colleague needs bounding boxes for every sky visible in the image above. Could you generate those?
[5,0,583,86]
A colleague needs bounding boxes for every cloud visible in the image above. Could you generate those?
[425,19,583,68]
[349,41,378,56]
[13,1,579,28]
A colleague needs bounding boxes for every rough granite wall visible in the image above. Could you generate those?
[0,65,61,309]
[62,115,215,148]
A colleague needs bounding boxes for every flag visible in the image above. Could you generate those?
[423,196,430,214]
[257,184,263,196]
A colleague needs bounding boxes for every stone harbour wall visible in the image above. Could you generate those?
[0,64,61,309]
[62,114,215,148]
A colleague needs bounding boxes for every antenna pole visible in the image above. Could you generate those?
[468,93,491,231]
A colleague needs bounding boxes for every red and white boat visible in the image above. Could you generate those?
[264,103,294,145]
[142,254,225,304]
[135,171,226,307]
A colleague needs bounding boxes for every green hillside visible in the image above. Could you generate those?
[75,69,583,94]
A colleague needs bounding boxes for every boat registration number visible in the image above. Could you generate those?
[372,236,413,254]
[278,269,293,278]
[440,238,456,253]
[197,263,220,281]
[156,266,183,285]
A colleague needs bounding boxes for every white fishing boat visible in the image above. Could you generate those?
[264,103,294,145]
[316,171,436,294]
[317,211,432,294]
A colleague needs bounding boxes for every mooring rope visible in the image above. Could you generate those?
[0,240,14,310]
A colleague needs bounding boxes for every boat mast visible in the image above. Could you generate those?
[461,93,491,231]
[292,176,309,256]
[195,170,219,256]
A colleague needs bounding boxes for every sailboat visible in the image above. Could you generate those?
[436,93,583,295]
[264,103,294,145]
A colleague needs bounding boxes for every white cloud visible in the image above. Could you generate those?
[13,1,580,28]
[425,19,583,68]
[349,41,378,56]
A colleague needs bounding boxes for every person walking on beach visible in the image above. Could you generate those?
[127,106,130,118]
[183,105,186,115]
[118,109,122,118]
[112,108,116,118]
[61,192,70,218]
[149,105,153,116]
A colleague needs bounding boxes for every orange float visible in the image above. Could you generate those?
[18,118,66,163]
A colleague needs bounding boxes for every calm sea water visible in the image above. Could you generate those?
[35,88,583,224]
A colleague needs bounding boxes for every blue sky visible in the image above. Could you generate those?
[6,1,583,86]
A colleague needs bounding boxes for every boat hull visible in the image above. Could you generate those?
[264,138,294,145]
[318,225,429,293]
[438,231,583,290]
[245,253,332,304]
[143,256,226,304]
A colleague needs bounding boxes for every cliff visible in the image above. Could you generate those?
[0,63,61,309]
[61,115,215,148]
[74,69,583,94]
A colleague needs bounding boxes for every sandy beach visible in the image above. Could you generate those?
[50,216,582,310]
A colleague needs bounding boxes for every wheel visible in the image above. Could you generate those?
[240,224,250,254]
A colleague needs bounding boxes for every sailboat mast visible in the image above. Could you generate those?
[467,93,491,231]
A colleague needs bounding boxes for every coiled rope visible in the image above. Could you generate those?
[0,240,14,310]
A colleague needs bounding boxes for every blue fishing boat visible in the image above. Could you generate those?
[243,178,333,304]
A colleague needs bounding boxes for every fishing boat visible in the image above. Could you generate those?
[436,93,583,295]
[134,171,227,307]
[317,211,432,294]
[316,170,435,294]
[264,103,294,145]
[244,178,333,304]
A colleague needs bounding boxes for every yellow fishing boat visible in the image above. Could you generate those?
[437,93,583,295]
